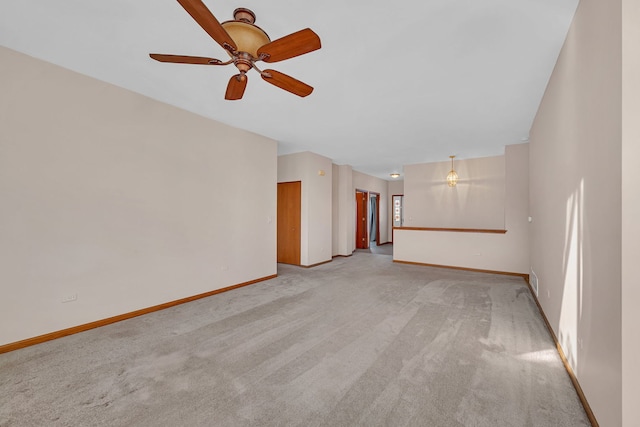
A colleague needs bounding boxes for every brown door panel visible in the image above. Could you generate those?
[277,181,301,265]
[355,191,368,249]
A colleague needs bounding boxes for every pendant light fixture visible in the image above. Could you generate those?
[446,155,459,187]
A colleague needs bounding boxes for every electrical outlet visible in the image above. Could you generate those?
[61,294,77,303]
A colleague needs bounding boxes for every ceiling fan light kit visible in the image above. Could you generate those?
[149,0,321,100]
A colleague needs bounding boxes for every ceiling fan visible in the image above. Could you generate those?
[150,0,321,100]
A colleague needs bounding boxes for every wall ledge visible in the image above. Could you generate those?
[394,227,507,234]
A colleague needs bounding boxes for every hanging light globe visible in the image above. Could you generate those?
[446,156,458,187]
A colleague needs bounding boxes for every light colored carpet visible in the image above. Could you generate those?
[0,253,589,426]
[355,243,393,256]
[371,243,394,256]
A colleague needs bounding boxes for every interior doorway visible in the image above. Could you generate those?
[369,193,381,247]
[355,190,368,249]
[277,181,301,265]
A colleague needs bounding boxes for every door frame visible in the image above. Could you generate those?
[369,191,381,247]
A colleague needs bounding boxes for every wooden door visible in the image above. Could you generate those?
[277,181,301,265]
[356,191,368,249]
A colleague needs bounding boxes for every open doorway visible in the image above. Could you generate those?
[356,190,381,250]
[369,193,380,247]
[355,190,368,249]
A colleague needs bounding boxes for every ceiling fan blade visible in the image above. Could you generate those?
[177,0,237,52]
[261,70,313,97]
[149,54,225,65]
[225,74,248,100]
[257,28,321,63]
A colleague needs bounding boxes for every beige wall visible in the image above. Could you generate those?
[403,156,505,229]
[331,164,354,257]
[394,145,529,275]
[332,167,396,256]
[621,0,640,424]
[278,152,332,266]
[529,0,623,424]
[0,47,278,346]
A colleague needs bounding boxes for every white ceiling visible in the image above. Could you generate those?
[0,0,578,180]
